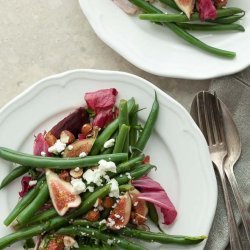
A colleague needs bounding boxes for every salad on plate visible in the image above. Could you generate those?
[0,88,206,249]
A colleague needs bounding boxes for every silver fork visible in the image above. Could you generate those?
[191,91,243,250]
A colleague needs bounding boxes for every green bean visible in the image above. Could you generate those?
[90,98,135,155]
[147,203,163,232]
[139,8,244,23]
[0,147,128,169]
[176,23,245,32]
[72,220,206,245]
[210,13,245,24]
[16,209,58,228]
[131,92,159,158]
[120,227,207,245]
[113,124,130,153]
[119,100,130,152]
[16,183,49,225]
[56,226,146,250]
[0,185,111,249]
[116,164,155,185]
[23,238,35,249]
[129,0,236,58]
[109,154,144,178]
[4,176,45,226]
[119,184,134,192]
[0,165,30,189]
[158,0,180,11]
[129,104,139,148]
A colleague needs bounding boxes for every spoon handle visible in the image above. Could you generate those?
[225,166,250,247]
[215,161,243,250]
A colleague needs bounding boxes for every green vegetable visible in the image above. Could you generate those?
[113,124,130,153]
[210,13,245,24]
[131,92,159,157]
[129,104,139,148]
[0,165,30,189]
[139,8,244,23]
[176,23,245,32]
[118,99,130,152]
[56,226,146,250]
[147,203,163,232]
[120,227,207,245]
[4,177,45,226]
[90,98,135,155]
[16,183,49,225]
[0,185,111,249]
[0,148,128,169]
[23,238,35,249]
[73,220,207,245]
[128,0,236,58]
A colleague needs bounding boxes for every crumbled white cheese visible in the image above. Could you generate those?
[86,186,94,192]
[71,178,86,195]
[125,172,132,179]
[79,152,87,158]
[107,218,116,227]
[107,239,114,245]
[48,139,66,154]
[67,145,73,151]
[98,205,104,211]
[114,214,121,219]
[104,138,115,148]
[108,179,119,198]
[134,201,138,207]
[28,180,37,186]
[40,151,46,157]
[99,219,107,225]
[74,167,80,172]
[82,160,116,187]
[98,160,116,173]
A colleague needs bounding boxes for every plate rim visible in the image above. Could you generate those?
[0,69,218,248]
[78,0,250,80]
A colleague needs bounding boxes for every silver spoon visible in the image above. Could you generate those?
[219,97,250,247]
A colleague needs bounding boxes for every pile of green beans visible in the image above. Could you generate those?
[0,93,206,249]
[128,0,246,58]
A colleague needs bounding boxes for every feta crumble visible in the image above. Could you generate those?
[107,239,114,245]
[79,152,87,158]
[67,145,73,151]
[40,151,46,157]
[104,138,115,148]
[48,140,66,154]
[28,180,37,186]
[108,179,119,198]
[71,178,86,194]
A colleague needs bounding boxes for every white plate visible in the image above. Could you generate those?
[79,0,250,80]
[0,69,217,249]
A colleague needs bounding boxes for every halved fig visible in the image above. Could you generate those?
[38,235,64,250]
[63,138,95,158]
[107,192,131,230]
[46,169,81,216]
[174,0,195,19]
[129,189,148,225]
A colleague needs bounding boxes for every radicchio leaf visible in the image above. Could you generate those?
[19,176,33,197]
[197,0,216,21]
[133,176,177,225]
[50,107,89,138]
[84,88,118,128]
[33,132,51,157]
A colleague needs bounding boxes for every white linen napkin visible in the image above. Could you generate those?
[205,68,250,250]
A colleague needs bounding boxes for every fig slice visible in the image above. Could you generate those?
[107,192,131,230]
[46,169,81,216]
[174,0,195,19]
[129,189,148,225]
[63,138,95,158]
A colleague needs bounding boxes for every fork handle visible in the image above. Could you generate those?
[216,163,243,250]
[225,166,250,247]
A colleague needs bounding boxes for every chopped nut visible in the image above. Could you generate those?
[69,168,83,178]
[103,197,114,208]
[81,123,92,138]
[45,131,57,147]
[85,210,100,222]
[60,130,75,144]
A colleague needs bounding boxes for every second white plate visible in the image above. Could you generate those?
[79,0,250,79]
